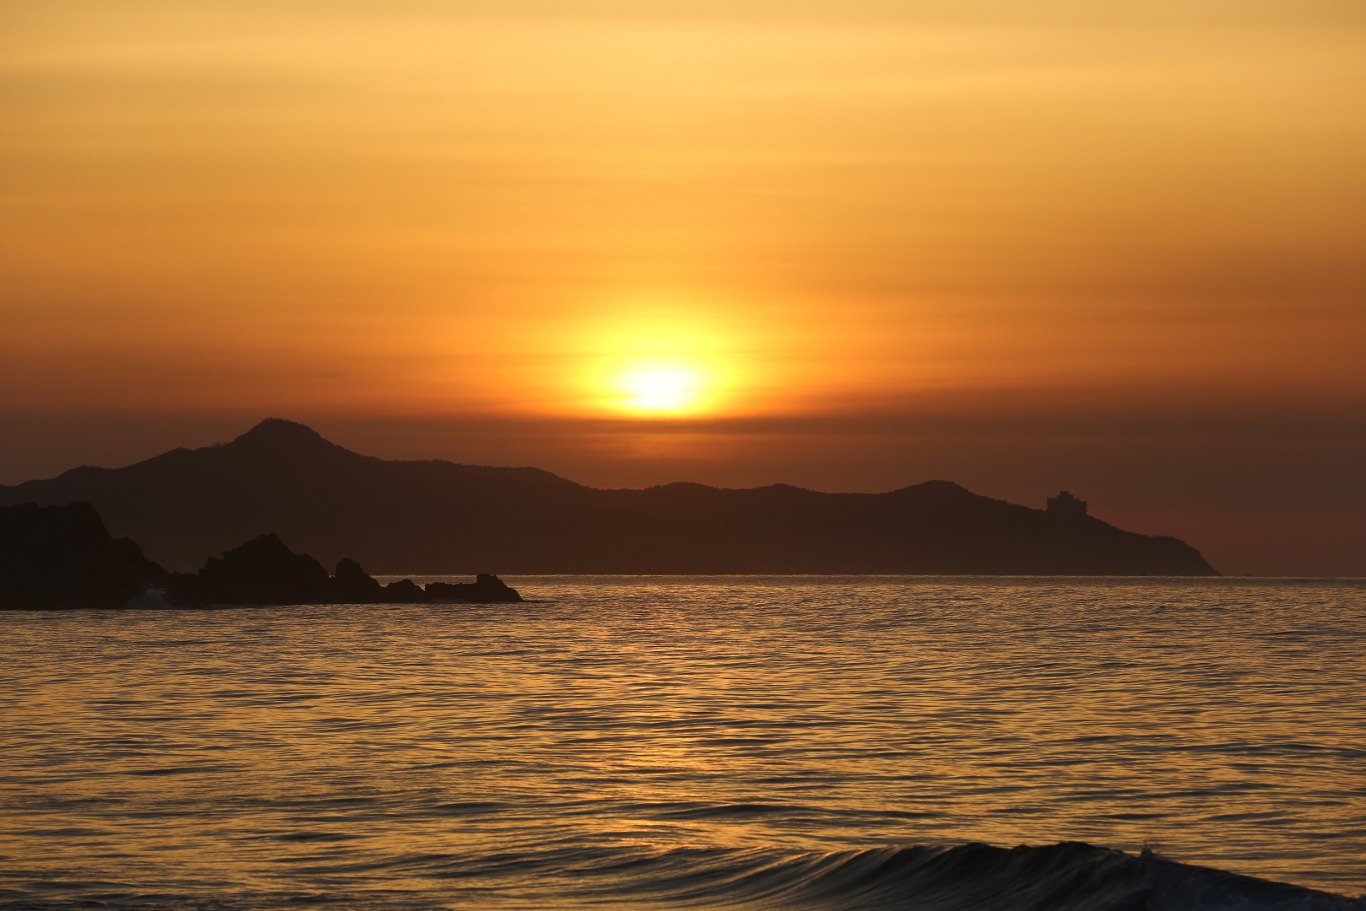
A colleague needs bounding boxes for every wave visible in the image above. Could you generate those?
[567,841,1364,911]
[2,842,1360,910]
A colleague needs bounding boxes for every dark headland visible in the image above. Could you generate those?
[0,418,1217,575]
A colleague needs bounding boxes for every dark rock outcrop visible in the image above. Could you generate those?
[381,578,427,603]
[0,501,523,609]
[426,573,522,603]
[166,532,522,606]
[168,533,330,605]
[331,557,384,603]
[0,502,165,609]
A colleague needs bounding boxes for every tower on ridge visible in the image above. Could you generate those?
[1047,490,1088,519]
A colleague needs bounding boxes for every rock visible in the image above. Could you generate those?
[169,533,330,605]
[0,502,166,610]
[426,573,523,603]
[331,557,384,603]
[382,578,428,603]
[164,535,525,606]
[0,505,527,609]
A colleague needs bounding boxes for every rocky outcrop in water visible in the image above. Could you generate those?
[166,533,522,606]
[331,557,385,603]
[382,578,428,603]
[0,501,522,609]
[166,533,331,605]
[0,502,166,610]
[426,573,524,604]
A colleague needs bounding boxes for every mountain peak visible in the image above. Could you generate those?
[230,419,337,452]
[892,479,972,497]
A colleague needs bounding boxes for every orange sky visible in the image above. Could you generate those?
[2,2,1364,574]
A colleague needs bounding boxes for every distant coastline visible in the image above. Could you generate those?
[0,418,1218,577]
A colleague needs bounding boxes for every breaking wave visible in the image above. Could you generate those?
[566,841,1364,911]
[3,841,1360,910]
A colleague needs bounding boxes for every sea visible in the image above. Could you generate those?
[0,576,1362,910]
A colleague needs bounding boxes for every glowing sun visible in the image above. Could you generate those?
[573,304,748,418]
[616,362,705,414]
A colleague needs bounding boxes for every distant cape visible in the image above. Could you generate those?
[0,418,1217,575]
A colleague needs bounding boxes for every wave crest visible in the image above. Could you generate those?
[577,841,1363,911]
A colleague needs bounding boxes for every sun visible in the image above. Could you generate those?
[616,362,704,414]
[571,303,750,418]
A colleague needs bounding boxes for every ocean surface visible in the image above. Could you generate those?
[0,576,1362,910]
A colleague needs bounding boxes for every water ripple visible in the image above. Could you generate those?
[0,576,1362,908]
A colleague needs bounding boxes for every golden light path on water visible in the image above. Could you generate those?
[0,578,1362,909]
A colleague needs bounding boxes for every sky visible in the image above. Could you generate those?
[2,1,1364,575]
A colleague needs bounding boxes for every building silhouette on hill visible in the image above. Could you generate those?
[1047,490,1088,519]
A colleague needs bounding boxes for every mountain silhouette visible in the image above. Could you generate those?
[0,419,1217,574]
